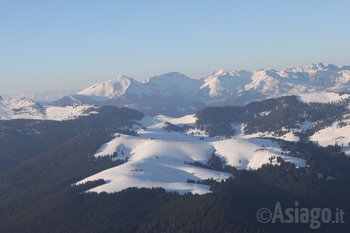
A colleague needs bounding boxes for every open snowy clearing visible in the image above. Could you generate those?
[310,117,350,147]
[78,115,306,195]
[298,92,350,104]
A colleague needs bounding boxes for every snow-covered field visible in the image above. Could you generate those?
[78,115,306,195]
[241,131,300,142]
[298,92,350,104]
[45,105,99,121]
[310,115,350,147]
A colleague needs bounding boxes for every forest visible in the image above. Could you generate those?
[195,96,348,138]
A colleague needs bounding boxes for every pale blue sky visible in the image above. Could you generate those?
[1,0,350,94]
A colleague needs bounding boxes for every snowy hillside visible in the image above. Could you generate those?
[0,96,99,121]
[298,92,350,103]
[310,113,350,147]
[54,63,350,116]
[77,114,306,194]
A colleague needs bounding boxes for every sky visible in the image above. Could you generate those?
[1,0,350,95]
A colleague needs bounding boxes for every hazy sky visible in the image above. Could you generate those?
[1,0,350,94]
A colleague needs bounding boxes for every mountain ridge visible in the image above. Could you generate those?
[62,63,350,116]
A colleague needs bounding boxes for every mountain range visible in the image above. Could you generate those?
[49,63,350,116]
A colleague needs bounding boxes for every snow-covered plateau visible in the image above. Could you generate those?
[77,114,306,194]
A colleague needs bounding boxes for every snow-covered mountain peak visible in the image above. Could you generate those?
[147,72,197,85]
[78,75,140,99]
[114,75,134,83]
[201,70,251,97]
[286,63,340,74]
[243,70,284,96]
[209,69,235,77]
[309,62,327,70]
[325,63,340,70]
[206,69,252,79]
[146,72,202,97]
